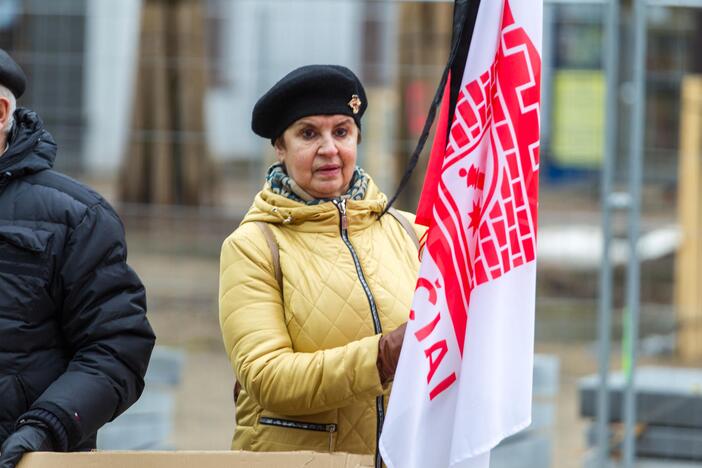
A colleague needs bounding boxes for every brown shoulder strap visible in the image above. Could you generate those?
[387,207,420,250]
[254,222,283,293]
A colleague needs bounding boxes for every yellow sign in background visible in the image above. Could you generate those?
[551,69,605,168]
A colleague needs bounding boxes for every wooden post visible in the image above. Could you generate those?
[395,3,453,209]
[120,0,214,205]
[171,0,214,205]
[675,75,702,361]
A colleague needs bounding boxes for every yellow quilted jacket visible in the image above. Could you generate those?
[219,178,423,457]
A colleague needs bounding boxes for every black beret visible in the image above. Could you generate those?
[252,64,367,142]
[0,49,26,98]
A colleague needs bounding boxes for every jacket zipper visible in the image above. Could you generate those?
[332,198,384,468]
[259,417,337,451]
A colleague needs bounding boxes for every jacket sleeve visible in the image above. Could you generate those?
[25,202,155,449]
[219,224,385,416]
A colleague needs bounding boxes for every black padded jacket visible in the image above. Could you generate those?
[0,108,155,451]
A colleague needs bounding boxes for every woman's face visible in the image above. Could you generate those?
[275,114,358,199]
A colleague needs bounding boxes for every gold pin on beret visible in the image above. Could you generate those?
[348,94,362,114]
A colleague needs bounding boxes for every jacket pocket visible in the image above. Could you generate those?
[259,416,337,433]
[258,416,337,452]
[0,225,52,277]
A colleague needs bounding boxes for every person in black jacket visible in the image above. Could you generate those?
[0,49,155,468]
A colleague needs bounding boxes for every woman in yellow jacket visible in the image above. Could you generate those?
[219,65,423,466]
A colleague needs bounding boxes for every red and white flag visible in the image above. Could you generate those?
[379,1,542,467]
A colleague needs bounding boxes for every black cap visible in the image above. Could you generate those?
[252,64,367,143]
[0,49,26,98]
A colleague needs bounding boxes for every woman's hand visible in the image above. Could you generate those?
[377,323,407,385]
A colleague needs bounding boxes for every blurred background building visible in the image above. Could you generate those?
[2,0,702,466]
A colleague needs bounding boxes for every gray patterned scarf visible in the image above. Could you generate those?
[266,162,369,205]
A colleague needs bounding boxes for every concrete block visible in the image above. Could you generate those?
[145,346,185,387]
[579,367,702,427]
[97,391,174,450]
[97,345,183,450]
[533,354,560,398]
[492,434,552,468]
[583,451,701,468]
[586,424,702,461]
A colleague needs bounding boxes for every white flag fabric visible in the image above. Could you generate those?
[379,1,542,467]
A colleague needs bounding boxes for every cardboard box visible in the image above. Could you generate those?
[18,451,374,468]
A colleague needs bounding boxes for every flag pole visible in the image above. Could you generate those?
[595,0,620,465]
[382,0,478,216]
[622,0,647,465]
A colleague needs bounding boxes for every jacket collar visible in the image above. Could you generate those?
[242,176,388,234]
[0,108,56,180]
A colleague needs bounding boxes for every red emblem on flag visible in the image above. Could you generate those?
[415,1,541,395]
[381,2,542,465]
